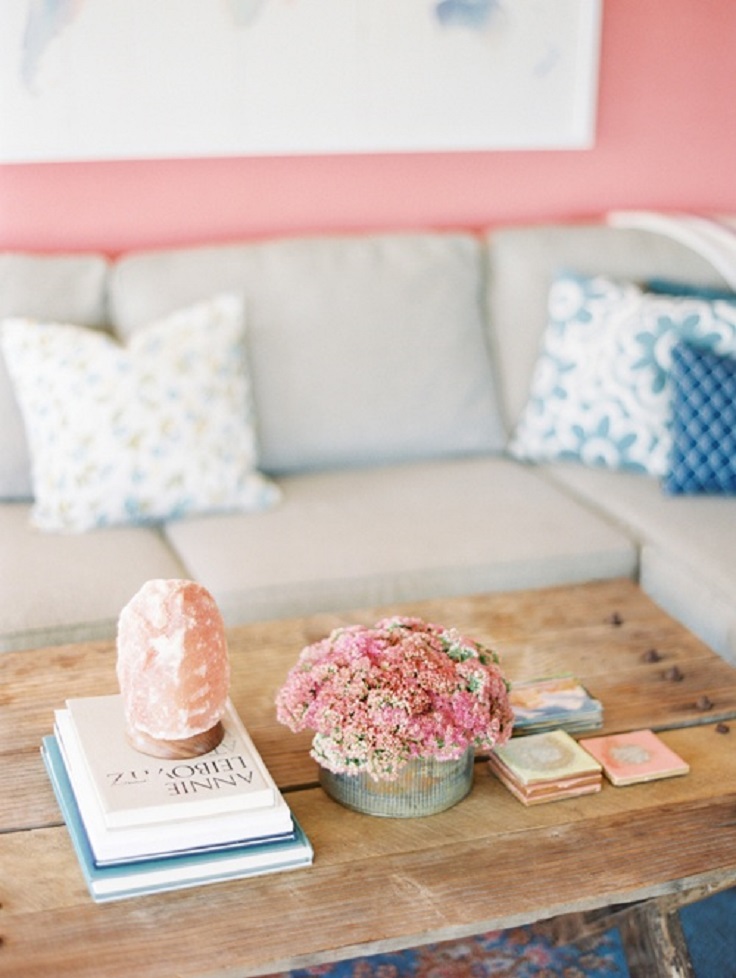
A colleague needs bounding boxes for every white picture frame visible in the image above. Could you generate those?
[0,0,602,163]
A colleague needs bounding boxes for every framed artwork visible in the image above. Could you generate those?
[0,0,602,163]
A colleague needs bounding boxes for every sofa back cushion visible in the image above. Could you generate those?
[110,233,505,474]
[484,223,734,432]
[0,253,109,499]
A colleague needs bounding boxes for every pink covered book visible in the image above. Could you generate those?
[580,729,689,786]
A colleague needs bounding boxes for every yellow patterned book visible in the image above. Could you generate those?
[488,729,602,805]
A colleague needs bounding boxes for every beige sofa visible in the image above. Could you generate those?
[1,219,734,660]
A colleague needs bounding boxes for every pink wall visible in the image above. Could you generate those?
[1,0,735,255]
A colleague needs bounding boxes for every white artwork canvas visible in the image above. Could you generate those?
[0,0,602,163]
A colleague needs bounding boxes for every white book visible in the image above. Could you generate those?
[55,710,294,865]
[61,694,277,828]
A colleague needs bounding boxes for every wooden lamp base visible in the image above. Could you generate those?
[125,720,225,759]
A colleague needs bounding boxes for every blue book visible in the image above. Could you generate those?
[42,735,313,903]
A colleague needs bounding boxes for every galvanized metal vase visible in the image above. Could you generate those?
[319,748,475,817]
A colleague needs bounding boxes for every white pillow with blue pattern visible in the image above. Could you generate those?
[1,294,281,532]
[509,272,736,476]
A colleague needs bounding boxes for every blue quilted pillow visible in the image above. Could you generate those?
[664,342,736,495]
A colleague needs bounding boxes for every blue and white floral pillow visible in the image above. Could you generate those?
[1,293,281,532]
[509,272,736,476]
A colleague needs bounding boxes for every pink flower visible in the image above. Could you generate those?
[275,617,513,781]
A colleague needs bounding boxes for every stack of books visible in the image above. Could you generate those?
[508,675,604,736]
[488,729,603,806]
[42,694,313,902]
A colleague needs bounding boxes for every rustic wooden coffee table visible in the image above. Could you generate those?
[3,579,736,978]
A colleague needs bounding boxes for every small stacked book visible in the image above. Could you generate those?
[579,729,690,786]
[488,729,603,805]
[508,675,603,736]
[42,694,313,902]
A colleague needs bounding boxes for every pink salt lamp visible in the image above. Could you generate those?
[116,579,231,759]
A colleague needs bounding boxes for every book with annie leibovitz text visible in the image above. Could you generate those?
[54,707,294,865]
[60,694,277,828]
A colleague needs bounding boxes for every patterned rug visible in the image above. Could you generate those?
[266,887,736,978]
[267,923,630,978]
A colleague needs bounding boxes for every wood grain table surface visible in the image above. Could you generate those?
[2,578,736,978]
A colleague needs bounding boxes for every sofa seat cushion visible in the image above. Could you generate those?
[542,462,736,657]
[162,456,637,627]
[110,233,506,474]
[0,504,188,652]
[640,544,736,664]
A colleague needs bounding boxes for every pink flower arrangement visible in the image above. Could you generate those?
[275,616,514,781]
